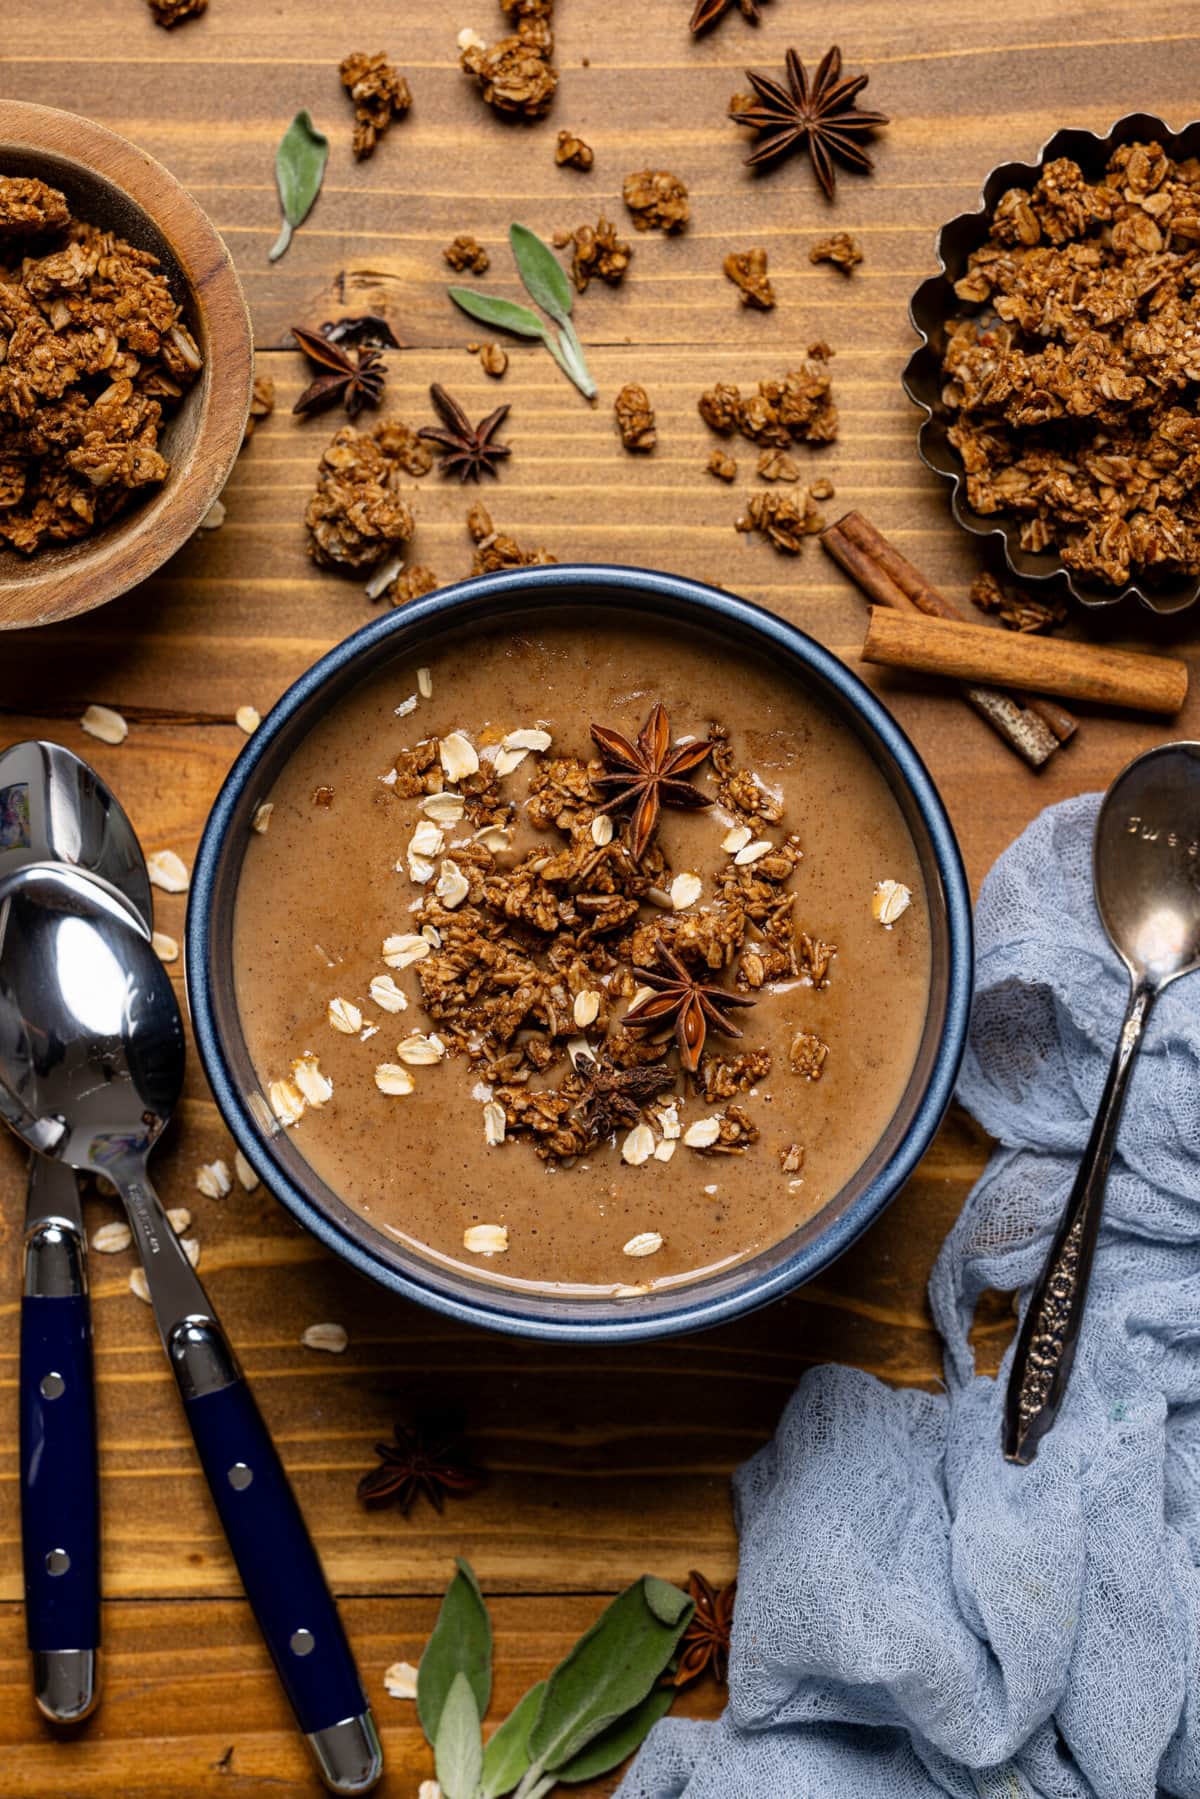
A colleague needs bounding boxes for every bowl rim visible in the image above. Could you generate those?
[186,563,973,1342]
[901,109,1200,616]
[0,99,253,630]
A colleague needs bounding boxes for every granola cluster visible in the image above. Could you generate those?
[723,248,775,311]
[466,500,556,573]
[614,382,656,452]
[145,0,206,26]
[555,130,594,171]
[810,231,863,274]
[554,217,633,292]
[339,51,413,161]
[443,234,490,275]
[941,142,1200,586]
[459,0,558,119]
[372,706,831,1171]
[736,488,827,555]
[622,170,690,235]
[304,420,430,571]
[699,348,838,449]
[0,175,202,555]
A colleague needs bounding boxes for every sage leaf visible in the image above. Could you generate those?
[524,1577,693,1777]
[552,1684,674,1784]
[509,222,573,328]
[435,1671,484,1799]
[418,1557,493,1747]
[270,111,329,262]
[448,287,549,341]
[480,1680,545,1797]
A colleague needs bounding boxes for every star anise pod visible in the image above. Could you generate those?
[590,703,713,863]
[356,1417,485,1515]
[418,383,511,482]
[731,45,889,200]
[290,323,387,418]
[690,0,767,34]
[624,943,755,1073]
[672,1571,736,1686]
[571,1050,677,1143]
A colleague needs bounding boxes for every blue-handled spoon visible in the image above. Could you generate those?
[0,864,382,1795]
[0,738,153,1725]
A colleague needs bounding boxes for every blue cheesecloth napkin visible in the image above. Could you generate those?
[618,793,1200,1799]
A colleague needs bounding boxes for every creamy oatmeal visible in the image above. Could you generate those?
[233,614,931,1296]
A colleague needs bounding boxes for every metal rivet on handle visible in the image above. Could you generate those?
[290,1629,316,1657]
[40,1371,65,1400]
[227,1462,254,1490]
[45,1549,70,1577]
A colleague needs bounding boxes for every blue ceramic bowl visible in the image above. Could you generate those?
[187,564,972,1342]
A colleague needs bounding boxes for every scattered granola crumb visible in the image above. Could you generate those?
[872,878,912,926]
[383,1660,418,1699]
[443,233,491,274]
[464,1222,509,1254]
[699,353,837,447]
[339,51,412,160]
[301,1322,349,1354]
[809,476,835,501]
[780,1142,805,1174]
[146,0,206,26]
[969,570,1068,632]
[80,704,128,746]
[810,231,863,273]
[557,217,632,291]
[789,1030,828,1080]
[736,489,825,553]
[614,382,657,452]
[466,501,556,572]
[243,374,275,444]
[479,341,509,378]
[147,849,189,893]
[623,169,689,234]
[386,564,441,605]
[756,448,800,483]
[555,129,594,170]
[724,248,775,310]
[305,422,422,571]
[707,449,738,482]
[460,18,558,118]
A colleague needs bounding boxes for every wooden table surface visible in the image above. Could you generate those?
[3,3,1199,1792]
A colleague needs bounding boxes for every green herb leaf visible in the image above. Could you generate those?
[480,1681,545,1797]
[269,110,329,263]
[448,287,550,341]
[435,1671,484,1799]
[418,1558,493,1747]
[509,223,574,328]
[524,1578,693,1777]
[553,1684,674,1784]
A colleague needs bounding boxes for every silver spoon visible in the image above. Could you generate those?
[0,738,152,1727]
[1004,741,1200,1464]
[0,864,382,1794]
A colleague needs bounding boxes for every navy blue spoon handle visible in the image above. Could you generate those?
[20,1160,100,1724]
[115,1169,380,1795]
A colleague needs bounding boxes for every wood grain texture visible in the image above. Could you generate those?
[1,0,1199,1790]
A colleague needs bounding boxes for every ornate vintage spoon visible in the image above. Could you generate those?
[0,865,382,1794]
[0,739,152,1725]
[1004,742,1200,1464]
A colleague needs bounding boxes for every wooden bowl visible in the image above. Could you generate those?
[0,101,253,630]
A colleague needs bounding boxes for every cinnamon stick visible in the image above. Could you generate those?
[821,518,1060,767]
[862,608,1188,717]
[824,511,1078,745]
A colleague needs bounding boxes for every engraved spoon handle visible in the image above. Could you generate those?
[1003,975,1156,1465]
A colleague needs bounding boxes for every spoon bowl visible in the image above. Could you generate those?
[0,740,152,926]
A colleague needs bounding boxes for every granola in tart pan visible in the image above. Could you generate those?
[903,113,1200,615]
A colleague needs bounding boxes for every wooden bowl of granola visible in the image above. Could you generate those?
[903,113,1200,614]
[0,101,252,630]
